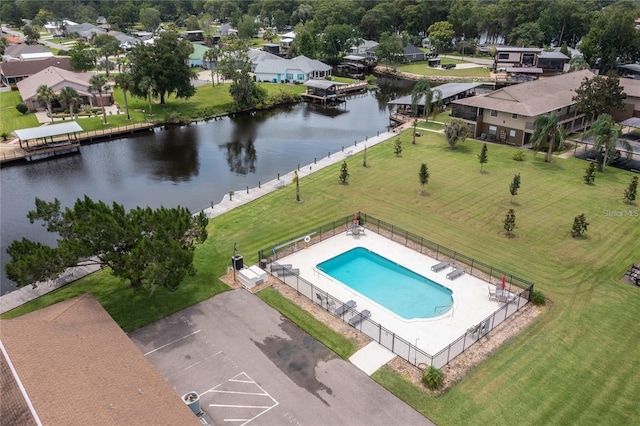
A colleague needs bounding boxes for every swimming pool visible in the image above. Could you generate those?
[316,247,453,319]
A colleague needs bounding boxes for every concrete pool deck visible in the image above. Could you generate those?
[278,230,514,356]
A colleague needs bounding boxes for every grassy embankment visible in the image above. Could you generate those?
[399,57,491,79]
[4,124,640,424]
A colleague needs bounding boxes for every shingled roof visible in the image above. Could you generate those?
[452,69,595,117]
[0,294,199,425]
[0,57,72,80]
[16,66,96,101]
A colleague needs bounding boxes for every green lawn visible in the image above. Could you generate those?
[3,119,640,423]
[0,90,39,135]
[399,60,491,78]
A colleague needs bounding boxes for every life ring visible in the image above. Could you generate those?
[304,235,311,243]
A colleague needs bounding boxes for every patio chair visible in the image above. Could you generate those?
[431,261,449,272]
[446,268,465,280]
[315,292,325,307]
[348,309,371,327]
[488,285,498,300]
[335,300,356,316]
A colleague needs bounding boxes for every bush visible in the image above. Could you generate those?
[530,289,546,306]
[421,366,444,389]
[1,132,10,141]
[512,151,526,161]
[11,84,18,91]
[15,103,28,114]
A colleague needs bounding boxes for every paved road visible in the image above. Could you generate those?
[129,289,434,426]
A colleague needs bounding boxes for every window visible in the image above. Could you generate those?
[509,129,516,137]
[488,125,497,135]
[512,113,518,119]
[491,110,498,117]
[498,53,509,60]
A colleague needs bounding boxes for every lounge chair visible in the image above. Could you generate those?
[348,309,371,327]
[446,268,465,280]
[315,292,325,306]
[335,300,356,316]
[431,261,449,272]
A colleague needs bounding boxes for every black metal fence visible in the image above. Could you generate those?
[258,213,534,369]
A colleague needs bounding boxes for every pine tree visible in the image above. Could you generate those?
[339,161,349,183]
[504,208,516,237]
[584,162,596,184]
[419,163,429,193]
[624,176,638,204]
[571,214,589,238]
[478,142,488,172]
[509,173,521,204]
[394,138,402,157]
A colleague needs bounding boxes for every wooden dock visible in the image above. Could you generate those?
[1,122,156,164]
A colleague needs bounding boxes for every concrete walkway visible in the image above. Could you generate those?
[0,124,409,313]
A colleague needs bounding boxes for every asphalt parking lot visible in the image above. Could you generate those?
[129,289,432,426]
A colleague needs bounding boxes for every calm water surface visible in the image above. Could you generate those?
[1,83,412,294]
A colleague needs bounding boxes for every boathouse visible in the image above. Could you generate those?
[387,82,483,120]
[13,121,83,161]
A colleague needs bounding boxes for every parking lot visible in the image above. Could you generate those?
[129,289,432,426]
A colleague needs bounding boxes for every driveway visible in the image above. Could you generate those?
[129,289,433,426]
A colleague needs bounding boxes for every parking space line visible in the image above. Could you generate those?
[143,330,201,355]
[210,390,268,396]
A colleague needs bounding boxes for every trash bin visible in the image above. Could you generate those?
[260,258,268,270]
[182,391,201,415]
[232,254,244,270]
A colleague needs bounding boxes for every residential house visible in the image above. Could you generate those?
[615,78,640,120]
[399,44,428,63]
[0,294,200,425]
[43,19,79,35]
[279,31,296,57]
[16,66,111,111]
[618,64,640,80]
[254,55,331,83]
[2,43,48,62]
[248,48,285,72]
[451,69,595,146]
[189,43,210,68]
[0,57,72,86]
[65,22,106,41]
[388,82,483,117]
[351,39,378,55]
[494,46,569,75]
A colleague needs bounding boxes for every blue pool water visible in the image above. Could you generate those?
[316,247,453,319]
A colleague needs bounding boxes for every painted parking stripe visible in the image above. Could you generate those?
[143,329,201,355]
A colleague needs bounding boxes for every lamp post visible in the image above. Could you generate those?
[142,109,145,122]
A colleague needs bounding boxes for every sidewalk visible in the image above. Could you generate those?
[0,126,406,314]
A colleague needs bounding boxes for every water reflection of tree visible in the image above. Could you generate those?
[146,127,200,182]
[373,77,416,111]
[222,113,260,174]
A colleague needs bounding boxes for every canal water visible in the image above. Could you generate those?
[0,79,414,294]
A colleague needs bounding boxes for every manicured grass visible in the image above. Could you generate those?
[399,61,491,78]
[257,287,357,359]
[3,124,640,423]
[0,90,39,135]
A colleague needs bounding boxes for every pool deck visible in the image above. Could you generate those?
[279,230,511,356]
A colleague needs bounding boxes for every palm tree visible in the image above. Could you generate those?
[139,76,156,116]
[203,48,219,87]
[113,72,133,120]
[530,113,564,163]
[587,114,632,172]
[58,86,80,120]
[411,78,443,123]
[35,85,56,123]
[89,74,110,124]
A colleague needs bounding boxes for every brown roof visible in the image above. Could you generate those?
[16,66,97,101]
[453,69,595,117]
[0,350,38,426]
[620,77,640,99]
[0,294,199,426]
[0,56,72,79]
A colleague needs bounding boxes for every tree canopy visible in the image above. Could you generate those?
[127,31,196,105]
[572,73,626,119]
[5,196,208,292]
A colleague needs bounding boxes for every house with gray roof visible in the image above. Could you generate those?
[451,69,595,146]
[254,55,331,83]
[65,22,106,41]
[3,43,48,61]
